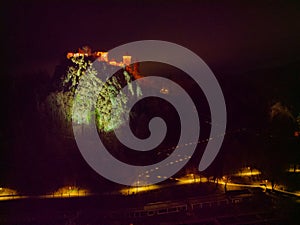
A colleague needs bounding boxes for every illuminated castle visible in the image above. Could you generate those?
[66,46,170,94]
[66,46,142,79]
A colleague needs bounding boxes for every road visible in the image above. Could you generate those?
[1,171,299,201]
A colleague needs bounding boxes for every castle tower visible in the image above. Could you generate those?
[123,55,132,66]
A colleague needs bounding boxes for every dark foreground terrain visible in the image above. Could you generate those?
[1,183,299,225]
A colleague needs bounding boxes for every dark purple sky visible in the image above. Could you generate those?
[3,1,300,75]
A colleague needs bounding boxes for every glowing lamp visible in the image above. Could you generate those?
[160,88,169,94]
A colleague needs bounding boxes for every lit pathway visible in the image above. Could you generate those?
[1,172,299,201]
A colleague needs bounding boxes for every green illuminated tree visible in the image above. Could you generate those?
[45,54,141,133]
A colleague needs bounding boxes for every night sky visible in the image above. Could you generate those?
[1,1,300,192]
[2,1,300,75]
